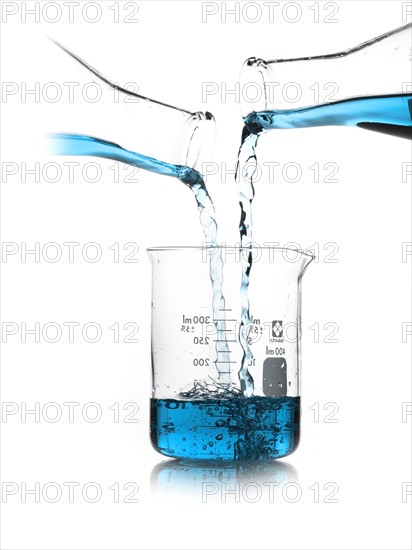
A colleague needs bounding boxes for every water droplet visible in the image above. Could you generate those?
[215,434,223,441]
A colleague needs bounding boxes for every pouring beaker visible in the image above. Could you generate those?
[240,23,412,139]
[46,39,215,174]
[147,246,314,461]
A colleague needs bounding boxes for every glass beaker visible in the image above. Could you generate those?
[46,39,215,175]
[240,23,412,139]
[147,246,314,461]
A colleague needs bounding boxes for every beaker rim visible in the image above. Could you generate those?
[146,245,315,259]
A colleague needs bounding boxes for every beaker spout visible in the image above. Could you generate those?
[299,249,315,278]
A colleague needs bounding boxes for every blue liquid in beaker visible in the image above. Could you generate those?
[150,396,300,461]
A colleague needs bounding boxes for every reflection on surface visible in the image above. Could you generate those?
[151,458,298,501]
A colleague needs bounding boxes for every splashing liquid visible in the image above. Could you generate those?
[47,132,232,389]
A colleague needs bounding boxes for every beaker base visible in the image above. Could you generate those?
[150,396,300,461]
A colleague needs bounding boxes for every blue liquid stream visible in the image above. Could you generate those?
[47,132,232,388]
[244,94,412,137]
[151,396,300,461]
[235,128,259,397]
[47,132,199,183]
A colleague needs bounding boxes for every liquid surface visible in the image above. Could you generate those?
[244,94,412,139]
[151,396,300,461]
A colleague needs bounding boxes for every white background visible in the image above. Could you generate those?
[1,1,411,549]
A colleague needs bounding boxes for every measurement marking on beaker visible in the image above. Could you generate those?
[215,361,237,364]
[213,319,237,322]
[218,308,232,311]
[213,339,237,343]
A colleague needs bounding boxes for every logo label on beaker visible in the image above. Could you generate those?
[271,320,283,340]
[263,357,287,397]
